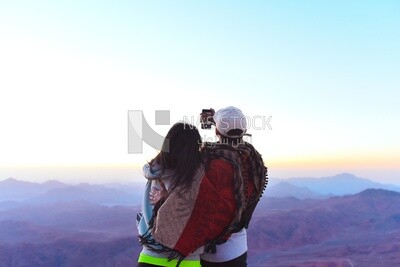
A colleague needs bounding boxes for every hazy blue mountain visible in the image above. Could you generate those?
[101,181,146,194]
[27,185,141,206]
[0,199,141,266]
[265,177,285,187]
[0,178,143,206]
[255,196,318,214]
[266,181,326,199]
[0,178,68,201]
[282,173,400,195]
[0,201,139,238]
[0,220,67,244]
[0,201,23,211]
[0,237,140,267]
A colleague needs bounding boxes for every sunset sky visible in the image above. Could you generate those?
[0,1,399,184]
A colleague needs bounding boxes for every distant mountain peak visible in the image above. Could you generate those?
[41,180,66,186]
[328,173,361,181]
[286,173,400,196]
[357,188,400,198]
[42,179,61,183]
[333,172,356,177]
[267,181,323,199]
[0,178,36,186]
[1,177,19,183]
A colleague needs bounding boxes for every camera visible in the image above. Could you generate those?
[200,108,215,129]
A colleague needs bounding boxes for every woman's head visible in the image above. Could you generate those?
[151,122,203,190]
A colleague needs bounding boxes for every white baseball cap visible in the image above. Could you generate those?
[213,106,247,138]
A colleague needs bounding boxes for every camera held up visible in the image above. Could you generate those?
[200,108,215,129]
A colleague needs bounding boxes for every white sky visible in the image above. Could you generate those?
[0,1,399,184]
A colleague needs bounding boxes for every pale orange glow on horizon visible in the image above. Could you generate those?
[268,151,400,170]
[1,149,399,185]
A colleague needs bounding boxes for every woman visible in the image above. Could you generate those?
[137,122,204,267]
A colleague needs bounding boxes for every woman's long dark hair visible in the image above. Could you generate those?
[150,122,203,191]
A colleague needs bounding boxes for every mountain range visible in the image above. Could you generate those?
[0,189,398,266]
[0,178,67,201]
[1,173,399,205]
[266,181,326,199]
[0,178,144,206]
[267,172,400,198]
[0,174,399,266]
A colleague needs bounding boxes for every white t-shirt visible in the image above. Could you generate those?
[200,229,247,262]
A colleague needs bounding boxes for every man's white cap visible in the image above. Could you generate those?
[213,106,247,138]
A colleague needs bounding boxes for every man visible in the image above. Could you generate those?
[200,106,268,267]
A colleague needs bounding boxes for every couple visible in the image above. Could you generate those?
[136,106,268,267]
